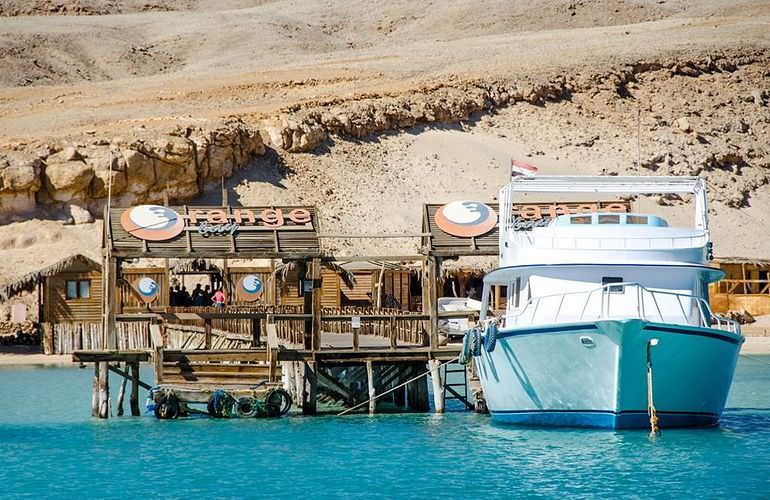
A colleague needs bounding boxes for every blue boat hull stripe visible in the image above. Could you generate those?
[496,324,597,339]
[495,323,741,346]
[643,325,741,346]
[490,409,719,417]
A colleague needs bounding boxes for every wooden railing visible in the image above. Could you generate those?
[713,279,770,295]
[42,322,151,354]
[113,306,479,351]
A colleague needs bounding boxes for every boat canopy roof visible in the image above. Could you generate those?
[483,263,725,285]
[550,212,668,228]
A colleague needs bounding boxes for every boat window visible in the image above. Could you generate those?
[602,276,624,293]
[626,215,649,225]
[570,215,592,225]
[598,214,620,224]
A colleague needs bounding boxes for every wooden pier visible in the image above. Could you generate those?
[69,202,493,419]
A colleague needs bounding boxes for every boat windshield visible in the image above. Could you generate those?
[550,213,669,227]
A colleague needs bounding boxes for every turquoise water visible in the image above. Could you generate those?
[2,358,770,498]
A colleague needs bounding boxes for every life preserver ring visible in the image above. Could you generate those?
[484,323,498,353]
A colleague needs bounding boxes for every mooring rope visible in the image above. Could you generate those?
[646,340,661,438]
[337,356,461,416]
[739,354,770,366]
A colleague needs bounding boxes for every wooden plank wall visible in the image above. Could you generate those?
[45,264,103,323]
[227,267,274,305]
[119,268,168,313]
[382,270,412,310]
[321,269,341,308]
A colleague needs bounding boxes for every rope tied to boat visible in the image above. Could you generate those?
[646,339,661,439]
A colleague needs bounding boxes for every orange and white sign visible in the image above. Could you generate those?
[235,275,264,302]
[435,201,498,238]
[121,205,185,241]
[133,277,159,304]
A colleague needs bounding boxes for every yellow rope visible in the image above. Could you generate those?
[647,340,661,438]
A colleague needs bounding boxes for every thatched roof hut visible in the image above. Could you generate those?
[0,254,101,301]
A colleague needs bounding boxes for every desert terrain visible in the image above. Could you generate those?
[0,0,769,285]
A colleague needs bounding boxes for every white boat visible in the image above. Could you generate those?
[468,176,743,429]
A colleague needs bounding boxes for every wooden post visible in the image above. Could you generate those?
[300,261,313,350]
[204,318,212,350]
[129,362,140,417]
[424,257,439,349]
[251,317,261,348]
[92,362,100,417]
[353,325,360,351]
[302,361,317,415]
[311,258,322,352]
[149,324,163,384]
[116,363,127,416]
[105,258,118,350]
[366,360,376,414]
[389,316,397,350]
[428,359,445,413]
[294,362,304,406]
[98,361,110,418]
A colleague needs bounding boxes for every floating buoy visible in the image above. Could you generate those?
[472,327,483,357]
[459,330,472,365]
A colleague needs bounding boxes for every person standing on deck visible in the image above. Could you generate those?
[203,285,213,306]
[212,288,226,308]
[192,284,204,306]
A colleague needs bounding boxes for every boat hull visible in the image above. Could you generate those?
[474,319,743,429]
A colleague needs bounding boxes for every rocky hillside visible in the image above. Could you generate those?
[0,0,768,275]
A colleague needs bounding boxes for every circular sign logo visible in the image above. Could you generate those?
[237,275,264,302]
[120,205,184,241]
[435,201,497,237]
[133,277,159,304]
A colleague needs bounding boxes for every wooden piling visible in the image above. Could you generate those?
[428,359,445,413]
[366,360,376,414]
[98,360,109,418]
[129,362,140,417]
[353,325,360,351]
[302,361,318,415]
[116,363,127,416]
[92,362,100,417]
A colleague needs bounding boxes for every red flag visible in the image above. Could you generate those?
[511,159,538,177]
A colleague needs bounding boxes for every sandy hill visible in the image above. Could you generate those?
[0,0,768,284]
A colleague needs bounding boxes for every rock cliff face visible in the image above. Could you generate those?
[0,121,264,218]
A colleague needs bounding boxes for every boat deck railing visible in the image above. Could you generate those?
[487,282,741,335]
[505,230,708,251]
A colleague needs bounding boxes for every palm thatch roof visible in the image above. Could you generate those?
[0,254,101,301]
